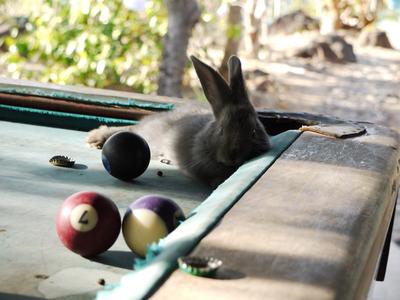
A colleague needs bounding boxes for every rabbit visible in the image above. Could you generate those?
[86,55,271,187]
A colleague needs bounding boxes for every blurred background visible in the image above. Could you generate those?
[0,1,399,299]
[0,0,399,131]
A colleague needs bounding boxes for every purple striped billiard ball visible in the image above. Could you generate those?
[122,195,185,257]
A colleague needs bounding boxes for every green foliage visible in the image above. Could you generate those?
[1,0,167,93]
[190,0,236,64]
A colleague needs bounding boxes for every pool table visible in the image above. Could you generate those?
[0,77,399,300]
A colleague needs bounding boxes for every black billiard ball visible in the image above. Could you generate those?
[101,131,150,181]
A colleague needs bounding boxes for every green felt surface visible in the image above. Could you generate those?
[96,130,301,300]
[0,99,300,300]
[0,104,137,131]
[0,120,210,299]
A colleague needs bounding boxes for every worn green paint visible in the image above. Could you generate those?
[96,130,301,300]
[0,86,175,111]
[0,104,137,131]
[0,120,210,299]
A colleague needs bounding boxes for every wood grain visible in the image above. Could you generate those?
[0,92,152,120]
[0,77,184,104]
[151,124,400,300]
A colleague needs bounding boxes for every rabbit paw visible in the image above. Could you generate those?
[86,125,113,149]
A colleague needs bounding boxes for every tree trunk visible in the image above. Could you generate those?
[219,4,243,80]
[157,0,200,98]
[331,0,342,30]
[358,0,379,29]
[245,0,267,58]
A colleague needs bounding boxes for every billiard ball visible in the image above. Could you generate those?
[122,195,185,257]
[56,191,121,257]
[101,131,150,181]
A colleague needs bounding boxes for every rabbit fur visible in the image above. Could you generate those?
[86,55,271,187]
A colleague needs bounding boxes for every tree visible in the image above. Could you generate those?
[219,4,243,79]
[329,0,387,30]
[0,0,167,93]
[157,0,200,98]
[245,0,267,58]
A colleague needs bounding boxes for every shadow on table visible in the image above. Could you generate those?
[89,250,137,270]
[0,293,42,300]
[213,267,246,280]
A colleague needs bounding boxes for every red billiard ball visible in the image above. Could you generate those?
[56,191,121,257]
[101,131,150,181]
[122,195,185,257]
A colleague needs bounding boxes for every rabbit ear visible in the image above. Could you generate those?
[228,55,250,105]
[191,55,232,116]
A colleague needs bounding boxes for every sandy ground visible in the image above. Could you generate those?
[247,38,400,132]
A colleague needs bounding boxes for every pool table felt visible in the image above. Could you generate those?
[0,120,211,299]
[151,124,400,300]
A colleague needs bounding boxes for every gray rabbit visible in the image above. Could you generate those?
[87,56,271,187]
